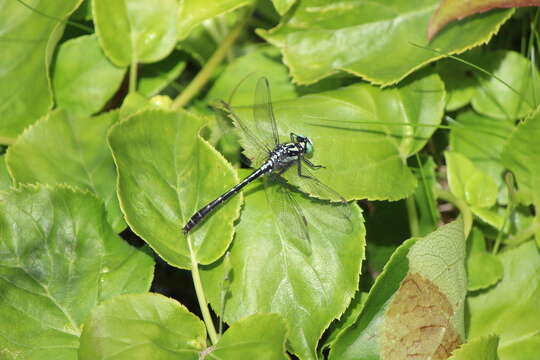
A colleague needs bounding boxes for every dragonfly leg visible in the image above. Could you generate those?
[297,159,314,178]
[302,157,325,169]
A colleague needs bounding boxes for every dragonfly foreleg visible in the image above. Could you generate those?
[302,157,325,169]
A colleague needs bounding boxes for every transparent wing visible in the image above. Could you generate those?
[254,77,280,148]
[292,165,353,234]
[216,100,269,167]
[264,174,312,255]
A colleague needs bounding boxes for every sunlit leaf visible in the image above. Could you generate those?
[79,293,206,359]
[53,34,126,114]
[449,335,500,360]
[0,0,81,142]
[449,110,513,194]
[0,185,154,359]
[93,0,178,66]
[259,0,513,85]
[467,228,503,291]
[209,314,289,359]
[177,0,252,40]
[502,108,540,246]
[468,240,540,359]
[330,218,466,359]
[472,50,540,121]
[446,151,498,208]
[234,72,445,201]
[109,109,241,268]
[272,0,296,15]
[6,109,126,232]
[137,50,186,97]
[201,170,366,360]
[429,0,540,40]
[0,155,11,190]
[436,57,478,111]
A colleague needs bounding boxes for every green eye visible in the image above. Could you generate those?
[305,139,314,155]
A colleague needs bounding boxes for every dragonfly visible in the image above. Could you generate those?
[183,77,351,251]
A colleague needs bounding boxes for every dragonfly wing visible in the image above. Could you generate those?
[217,100,269,167]
[292,165,353,234]
[254,77,280,148]
[264,174,312,255]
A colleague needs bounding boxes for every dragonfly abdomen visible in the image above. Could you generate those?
[183,163,272,234]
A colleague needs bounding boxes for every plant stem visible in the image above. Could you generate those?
[187,236,219,345]
[129,57,138,94]
[171,8,251,110]
[406,196,420,237]
[436,189,472,238]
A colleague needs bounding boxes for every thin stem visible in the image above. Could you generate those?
[506,222,539,247]
[129,57,138,94]
[406,196,420,237]
[171,7,252,110]
[187,235,219,345]
[436,189,472,238]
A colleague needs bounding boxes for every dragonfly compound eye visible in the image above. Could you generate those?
[305,137,314,156]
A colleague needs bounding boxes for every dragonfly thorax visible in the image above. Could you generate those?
[268,140,308,172]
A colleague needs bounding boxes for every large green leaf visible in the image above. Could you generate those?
[331,218,466,359]
[52,34,126,115]
[446,151,498,209]
[429,0,540,39]
[208,314,288,359]
[502,108,540,246]
[177,0,252,40]
[258,0,513,85]
[79,294,289,360]
[449,335,500,360]
[234,72,444,201]
[468,240,540,359]
[471,50,540,121]
[205,47,297,107]
[137,50,186,97]
[467,227,503,291]
[0,0,81,142]
[79,293,206,359]
[449,110,513,192]
[0,185,154,360]
[201,170,366,360]
[108,109,241,268]
[6,109,126,232]
[93,0,178,67]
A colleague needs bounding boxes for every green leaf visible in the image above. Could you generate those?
[201,170,366,360]
[502,108,540,246]
[449,110,513,194]
[176,0,252,40]
[108,109,241,268]
[472,50,540,121]
[0,155,11,190]
[331,218,466,359]
[138,50,186,97]
[449,335,500,360]
[53,34,126,115]
[209,314,288,359]
[429,0,540,39]
[446,151,498,208]
[0,0,81,142]
[258,0,513,85]
[0,185,154,359]
[6,109,126,232]
[272,0,296,15]
[467,228,503,291]
[413,155,441,236]
[93,0,178,67]
[468,240,540,359]
[79,293,206,359]
[234,71,444,201]
[436,57,478,111]
[205,47,297,107]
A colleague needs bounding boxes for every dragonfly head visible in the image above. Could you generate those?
[295,134,314,157]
